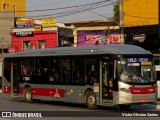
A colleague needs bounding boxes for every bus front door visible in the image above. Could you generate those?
[100,61,114,103]
[11,61,20,96]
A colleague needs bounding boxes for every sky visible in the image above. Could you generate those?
[26,0,116,23]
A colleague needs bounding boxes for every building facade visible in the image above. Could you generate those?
[66,21,121,47]
[0,0,26,17]
[122,0,160,53]
[0,0,26,53]
[10,18,73,52]
[10,30,58,52]
[123,0,158,27]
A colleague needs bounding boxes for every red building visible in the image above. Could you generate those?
[9,18,73,52]
[10,30,57,52]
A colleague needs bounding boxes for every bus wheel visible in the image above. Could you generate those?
[86,91,97,109]
[24,87,33,103]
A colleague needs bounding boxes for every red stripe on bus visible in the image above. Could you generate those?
[31,88,64,97]
[20,87,24,94]
[129,86,156,94]
[3,86,64,97]
[3,86,11,94]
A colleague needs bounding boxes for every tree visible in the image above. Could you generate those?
[113,3,119,22]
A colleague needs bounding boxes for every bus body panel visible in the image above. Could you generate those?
[3,80,94,104]
[157,81,160,99]
[117,82,156,104]
[3,79,156,106]
[153,54,160,99]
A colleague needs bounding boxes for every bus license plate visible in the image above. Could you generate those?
[140,99,147,102]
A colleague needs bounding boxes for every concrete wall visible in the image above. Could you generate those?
[123,0,158,27]
[0,12,14,51]
[0,0,26,17]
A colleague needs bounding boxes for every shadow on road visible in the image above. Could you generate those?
[9,97,158,111]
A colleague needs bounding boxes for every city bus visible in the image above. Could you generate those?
[153,54,160,99]
[2,44,157,109]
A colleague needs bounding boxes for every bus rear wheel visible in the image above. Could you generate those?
[86,91,97,109]
[24,87,33,103]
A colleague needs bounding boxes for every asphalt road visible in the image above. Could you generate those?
[0,92,160,120]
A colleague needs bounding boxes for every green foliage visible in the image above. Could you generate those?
[113,3,119,22]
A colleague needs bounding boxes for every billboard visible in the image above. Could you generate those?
[16,19,35,28]
[86,35,105,44]
[77,30,120,46]
[123,0,158,27]
[42,18,56,27]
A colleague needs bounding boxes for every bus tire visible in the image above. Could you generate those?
[24,87,33,103]
[86,91,97,109]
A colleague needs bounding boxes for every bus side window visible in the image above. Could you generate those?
[85,58,98,84]
[50,59,60,84]
[22,65,33,76]
[49,68,59,82]
[60,59,71,84]
[36,68,42,76]
[34,59,49,84]
[72,58,85,84]
[22,65,29,76]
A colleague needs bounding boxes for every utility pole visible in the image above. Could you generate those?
[158,0,160,50]
[0,37,4,53]
[119,0,124,44]
[107,25,110,44]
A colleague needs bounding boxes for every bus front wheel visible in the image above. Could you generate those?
[86,91,97,109]
[24,87,33,103]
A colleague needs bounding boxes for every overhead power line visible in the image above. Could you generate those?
[0,0,110,13]
[0,1,114,19]
[26,2,114,18]
[25,0,109,12]
[0,0,113,21]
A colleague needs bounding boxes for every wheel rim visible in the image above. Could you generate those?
[88,95,95,105]
[26,91,31,100]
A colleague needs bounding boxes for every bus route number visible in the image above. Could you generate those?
[23,77,30,82]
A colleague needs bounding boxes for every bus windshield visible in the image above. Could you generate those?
[118,57,156,83]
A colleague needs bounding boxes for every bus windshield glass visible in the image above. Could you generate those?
[118,57,156,83]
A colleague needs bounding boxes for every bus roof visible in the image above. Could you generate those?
[4,44,152,58]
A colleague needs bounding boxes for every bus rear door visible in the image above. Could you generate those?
[11,60,20,97]
[100,60,114,104]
